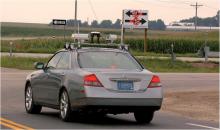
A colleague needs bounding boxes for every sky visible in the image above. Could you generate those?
[1,0,219,25]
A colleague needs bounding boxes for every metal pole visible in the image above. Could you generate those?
[171,43,176,64]
[64,25,66,41]
[204,48,208,63]
[10,42,13,57]
[144,29,147,52]
[195,2,197,31]
[74,0,77,34]
[122,29,125,44]
[121,10,125,45]
[204,32,208,63]
[78,22,80,43]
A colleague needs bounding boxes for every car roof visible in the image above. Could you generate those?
[56,47,127,53]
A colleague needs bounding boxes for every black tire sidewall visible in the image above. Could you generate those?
[25,85,42,114]
[134,111,154,124]
[25,85,34,113]
[60,90,72,121]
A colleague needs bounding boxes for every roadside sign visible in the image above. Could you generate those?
[121,9,149,52]
[52,19,66,25]
[52,19,67,41]
[123,9,148,29]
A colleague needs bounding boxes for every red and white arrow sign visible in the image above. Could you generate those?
[123,9,148,29]
[126,10,147,17]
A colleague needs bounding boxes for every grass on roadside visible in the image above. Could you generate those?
[1,56,219,72]
[138,58,219,73]
[130,50,198,57]
[1,56,49,70]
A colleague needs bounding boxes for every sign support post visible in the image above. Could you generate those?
[120,28,125,45]
[121,10,125,45]
[144,28,147,52]
[64,25,66,41]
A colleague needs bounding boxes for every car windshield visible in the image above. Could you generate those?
[78,51,142,70]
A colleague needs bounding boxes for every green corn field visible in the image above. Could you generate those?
[123,38,219,53]
[1,38,219,54]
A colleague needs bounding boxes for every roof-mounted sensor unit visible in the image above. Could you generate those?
[64,43,81,50]
[119,44,129,51]
[64,43,129,51]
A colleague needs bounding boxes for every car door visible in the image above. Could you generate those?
[36,52,64,104]
[44,52,71,105]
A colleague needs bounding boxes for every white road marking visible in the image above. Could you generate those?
[186,123,219,130]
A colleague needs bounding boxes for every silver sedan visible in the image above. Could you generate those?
[25,47,163,124]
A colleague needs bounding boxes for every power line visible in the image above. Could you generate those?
[156,0,190,5]
[88,0,99,21]
[167,0,218,10]
[134,0,192,9]
[136,0,190,5]
[203,5,218,10]
[135,0,218,11]
[191,2,203,30]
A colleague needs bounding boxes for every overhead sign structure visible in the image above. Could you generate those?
[52,19,67,25]
[123,10,148,29]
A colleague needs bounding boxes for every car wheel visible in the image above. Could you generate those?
[134,111,154,124]
[25,84,42,114]
[60,90,72,122]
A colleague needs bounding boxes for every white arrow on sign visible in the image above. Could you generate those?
[52,19,66,25]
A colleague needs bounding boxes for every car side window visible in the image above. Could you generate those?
[47,52,63,69]
[56,52,70,69]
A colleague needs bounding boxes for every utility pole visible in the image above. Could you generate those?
[191,2,203,31]
[74,0,78,33]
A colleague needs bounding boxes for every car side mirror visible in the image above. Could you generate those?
[34,62,45,70]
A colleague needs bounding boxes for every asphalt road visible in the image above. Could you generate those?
[1,68,219,129]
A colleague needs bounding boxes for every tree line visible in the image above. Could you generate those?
[50,19,166,30]
[49,11,219,30]
[180,11,219,27]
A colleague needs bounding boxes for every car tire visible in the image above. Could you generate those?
[59,90,72,122]
[134,111,154,124]
[95,112,107,118]
[25,84,42,114]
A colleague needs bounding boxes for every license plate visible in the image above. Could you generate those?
[117,81,134,91]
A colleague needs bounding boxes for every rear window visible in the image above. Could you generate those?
[78,51,142,70]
